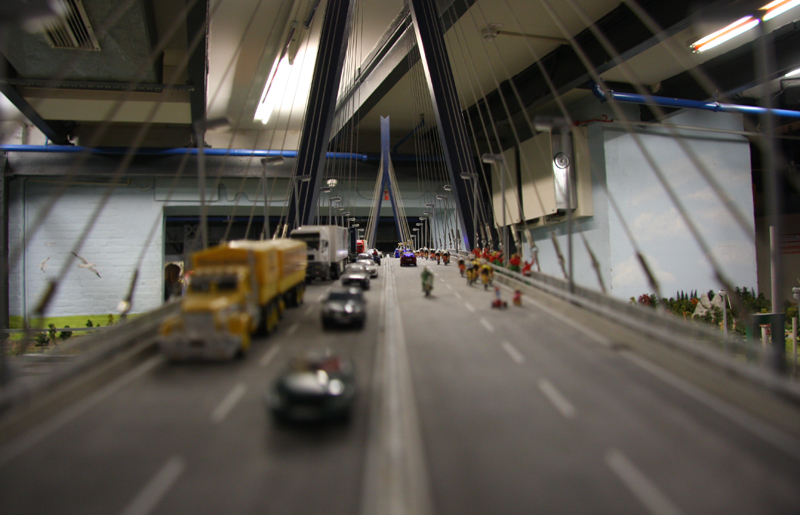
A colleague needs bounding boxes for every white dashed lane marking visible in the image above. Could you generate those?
[211,383,247,423]
[538,379,576,419]
[479,318,494,333]
[119,456,185,515]
[464,302,475,313]
[605,449,683,515]
[502,341,525,364]
[259,345,281,368]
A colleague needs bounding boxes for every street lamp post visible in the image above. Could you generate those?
[329,196,341,226]
[482,154,508,266]
[436,194,447,249]
[319,187,331,225]
[460,172,478,252]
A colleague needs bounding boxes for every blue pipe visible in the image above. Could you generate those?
[591,82,800,120]
[0,144,369,160]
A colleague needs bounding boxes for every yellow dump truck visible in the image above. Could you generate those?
[158,239,307,360]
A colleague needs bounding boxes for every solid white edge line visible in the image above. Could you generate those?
[464,302,475,313]
[480,318,494,333]
[621,350,800,462]
[501,341,525,364]
[605,448,683,515]
[538,378,576,418]
[286,322,299,335]
[361,258,433,515]
[119,455,186,515]
[258,345,281,368]
[211,383,247,423]
[0,355,163,469]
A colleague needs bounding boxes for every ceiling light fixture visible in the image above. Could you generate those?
[690,16,760,53]
[690,0,800,53]
[785,67,800,77]
[763,0,800,21]
[254,56,293,125]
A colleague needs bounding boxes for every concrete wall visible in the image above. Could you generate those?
[8,178,164,318]
[6,165,451,318]
[521,107,757,301]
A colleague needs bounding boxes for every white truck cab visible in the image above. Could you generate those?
[290,225,349,281]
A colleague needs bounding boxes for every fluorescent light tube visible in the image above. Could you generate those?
[762,0,800,21]
[690,16,760,53]
[254,56,292,124]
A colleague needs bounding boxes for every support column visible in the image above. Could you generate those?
[285,0,353,232]
[186,0,209,144]
[368,117,405,248]
[0,154,8,385]
[408,0,476,251]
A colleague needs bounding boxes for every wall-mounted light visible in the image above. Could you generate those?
[785,67,800,77]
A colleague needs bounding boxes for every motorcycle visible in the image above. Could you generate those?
[422,276,434,297]
[443,253,450,265]
[458,260,465,277]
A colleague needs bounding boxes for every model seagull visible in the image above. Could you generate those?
[71,252,101,278]
[39,257,50,272]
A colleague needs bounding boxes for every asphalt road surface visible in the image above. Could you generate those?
[1,257,800,515]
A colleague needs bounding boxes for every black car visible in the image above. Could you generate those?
[321,286,366,328]
[400,251,417,266]
[340,263,370,289]
[267,351,356,422]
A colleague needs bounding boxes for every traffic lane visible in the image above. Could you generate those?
[490,302,800,514]
[489,284,800,513]
[148,277,382,515]
[392,260,642,514]
[424,264,800,514]
[0,278,381,515]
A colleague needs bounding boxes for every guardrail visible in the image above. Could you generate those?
[0,302,179,418]
[489,264,800,404]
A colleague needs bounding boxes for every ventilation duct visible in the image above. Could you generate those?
[41,0,100,50]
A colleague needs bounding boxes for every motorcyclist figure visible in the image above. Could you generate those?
[421,266,434,297]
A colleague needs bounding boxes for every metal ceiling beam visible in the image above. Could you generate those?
[285,0,354,232]
[409,0,476,251]
[465,0,747,144]
[4,152,296,178]
[0,78,193,92]
[329,0,478,144]
[185,0,209,143]
[0,56,73,145]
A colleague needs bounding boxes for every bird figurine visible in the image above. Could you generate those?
[71,252,101,278]
[39,257,50,273]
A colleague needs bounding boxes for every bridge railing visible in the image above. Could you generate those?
[489,263,800,404]
[0,302,179,418]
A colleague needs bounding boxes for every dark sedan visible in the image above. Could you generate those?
[340,263,370,289]
[400,251,417,266]
[266,350,356,422]
[321,286,366,328]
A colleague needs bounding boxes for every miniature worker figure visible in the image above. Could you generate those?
[509,253,521,273]
[164,263,183,301]
[513,289,522,306]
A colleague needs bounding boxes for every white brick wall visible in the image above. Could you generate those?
[8,179,163,318]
